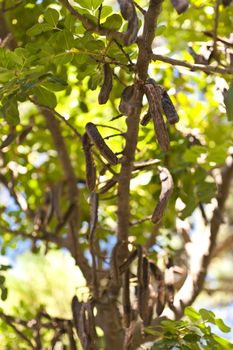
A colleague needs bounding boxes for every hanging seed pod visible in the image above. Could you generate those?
[165,258,175,306]
[98,63,113,105]
[149,262,166,316]
[119,248,138,275]
[119,85,139,117]
[0,126,16,150]
[117,0,138,45]
[71,295,83,337]
[170,0,189,14]
[110,242,121,283]
[82,133,96,192]
[158,86,179,124]
[123,269,131,328]
[99,177,118,194]
[137,256,150,323]
[151,167,173,224]
[144,82,169,152]
[140,110,152,126]
[16,125,33,144]
[85,123,118,165]
[89,192,98,245]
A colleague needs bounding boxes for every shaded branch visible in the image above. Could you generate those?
[43,109,91,282]
[151,53,233,75]
[0,312,35,349]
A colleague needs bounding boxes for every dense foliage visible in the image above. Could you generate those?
[0,0,233,349]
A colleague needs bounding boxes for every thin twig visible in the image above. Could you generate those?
[151,53,233,75]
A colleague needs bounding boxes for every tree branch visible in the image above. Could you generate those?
[116,0,164,261]
[151,53,233,75]
[43,109,91,282]
[58,0,124,41]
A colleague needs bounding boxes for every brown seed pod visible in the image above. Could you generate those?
[140,110,152,126]
[89,192,98,245]
[110,242,121,283]
[149,262,166,316]
[117,0,138,45]
[137,256,150,323]
[119,248,138,275]
[85,123,118,165]
[151,167,173,224]
[98,63,113,105]
[82,133,96,192]
[119,85,139,117]
[165,258,175,306]
[123,269,131,328]
[16,125,33,145]
[158,86,179,124]
[144,82,169,152]
[170,0,189,14]
[98,177,118,194]
[0,126,16,150]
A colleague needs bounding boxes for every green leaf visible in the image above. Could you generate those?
[33,86,57,108]
[0,275,6,284]
[183,145,206,163]
[103,14,122,31]
[92,0,103,10]
[1,287,8,301]
[44,8,59,27]
[26,23,44,36]
[183,333,201,342]
[199,308,215,323]
[185,307,201,322]
[196,181,216,203]
[213,334,233,349]
[224,81,233,121]
[215,318,231,333]
[74,0,92,9]
[53,52,73,64]
[57,30,75,50]
[1,98,20,125]
[41,76,68,91]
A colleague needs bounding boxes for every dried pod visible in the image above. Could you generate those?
[119,248,138,275]
[89,192,98,244]
[85,123,118,165]
[158,86,179,124]
[16,125,33,144]
[98,63,113,105]
[165,258,175,306]
[151,167,173,224]
[157,278,166,316]
[0,126,16,150]
[137,256,150,323]
[123,269,131,328]
[99,177,118,194]
[149,262,166,316]
[140,110,152,126]
[119,85,139,117]
[82,133,96,192]
[144,82,169,152]
[124,10,138,46]
[118,0,138,45]
[71,295,83,334]
[170,0,189,14]
[110,242,121,283]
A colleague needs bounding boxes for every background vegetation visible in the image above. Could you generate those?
[0,0,233,349]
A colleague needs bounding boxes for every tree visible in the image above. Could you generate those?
[0,0,233,348]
